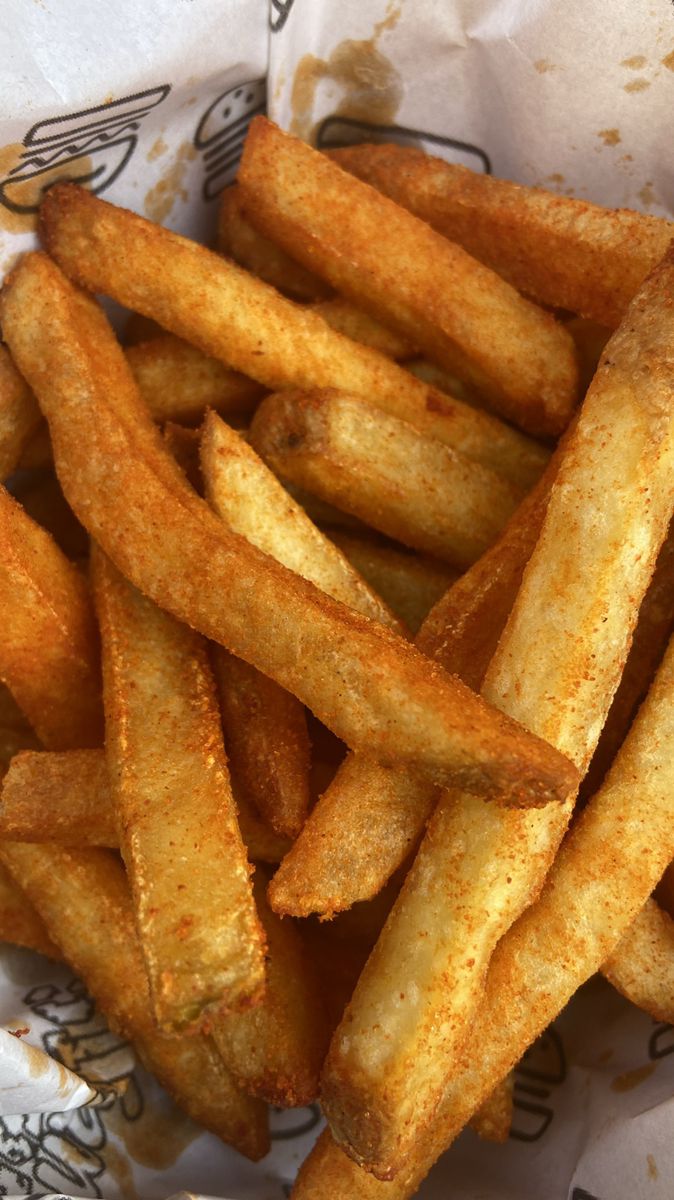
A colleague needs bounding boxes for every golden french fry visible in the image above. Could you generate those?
[39,182,548,491]
[0,860,60,959]
[93,548,266,1031]
[331,142,674,330]
[126,333,263,425]
[321,244,674,1178]
[468,1074,513,1144]
[602,899,674,1025]
[313,299,416,361]
[200,409,402,632]
[0,345,41,479]
[325,531,457,636]
[249,389,520,568]
[12,470,89,561]
[0,842,269,1160]
[212,871,331,1106]
[0,481,102,750]
[239,118,579,438]
[213,648,311,840]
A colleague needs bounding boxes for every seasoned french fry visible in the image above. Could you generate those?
[0,747,291,864]
[0,683,41,776]
[218,182,332,301]
[0,860,60,959]
[250,389,520,568]
[313,299,415,360]
[126,333,263,424]
[602,899,674,1025]
[0,842,269,1160]
[468,1074,513,1144]
[0,345,41,479]
[12,470,89,561]
[239,119,579,438]
[0,482,102,749]
[213,648,311,840]
[321,245,674,1177]
[40,183,549,491]
[331,142,674,329]
[325,531,457,636]
[212,871,331,1106]
[93,549,266,1031]
[200,409,402,632]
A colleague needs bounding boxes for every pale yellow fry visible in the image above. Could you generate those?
[0,482,102,750]
[602,899,674,1025]
[239,118,579,438]
[0,345,41,479]
[250,388,520,569]
[313,299,415,360]
[321,243,674,1177]
[200,409,401,632]
[40,182,547,491]
[0,842,269,1160]
[0,859,60,959]
[331,142,674,329]
[126,333,263,424]
[93,548,265,1032]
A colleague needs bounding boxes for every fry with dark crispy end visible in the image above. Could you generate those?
[40,182,548,491]
[93,548,265,1032]
[0,842,269,1160]
[0,481,102,750]
[0,860,60,959]
[250,389,520,568]
[602,899,674,1025]
[212,870,331,1107]
[126,333,263,424]
[468,1074,513,1144]
[0,345,41,479]
[321,246,674,1178]
[331,142,674,329]
[239,118,579,438]
[213,648,311,840]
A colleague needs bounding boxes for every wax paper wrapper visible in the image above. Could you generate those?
[1,0,674,1197]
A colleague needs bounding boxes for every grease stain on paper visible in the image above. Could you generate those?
[143,141,196,223]
[0,143,94,234]
[289,4,403,144]
[610,1062,656,1092]
[647,1153,658,1181]
[621,54,648,69]
[662,50,674,71]
[624,78,651,93]
[638,181,657,208]
[597,128,621,146]
[106,1093,199,1169]
[534,58,557,74]
[147,135,168,163]
[105,1144,140,1200]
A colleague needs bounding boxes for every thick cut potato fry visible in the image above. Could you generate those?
[0,860,60,959]
[213,648,311,840]
[40,183,548,492]
[126,333,263,424]
[0,747,291,864]
[0,843,269,1160]
[93,549,265,1031]
[218,182,332,301]
[201,409,401,632]
[468,1074,513,1144]
[269,443,560,919]
[0,345,41,479]
[325,531,457,636]
[212,871,331,1106]
[239,119,579,438]
[602,899,674,1025]
[250,389,520,569]
[0,481,102,749]
[313,299,415,360]
[331,143,674,330]
[321,246,674,1177]
[2,254,575,805]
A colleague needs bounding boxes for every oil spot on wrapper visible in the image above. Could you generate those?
[106,1084,199,1169]
[624,78,652,92]
[621,55,649,69]
[638,181,658,208]
[610,1061,656,1092]
[597,128,621,146]
[147,136,169,163]
[647,1153,659,1180]
[105,1143,140,1200]
[144,142,197,224]
[534,59,557,74]
[662,50,674,71]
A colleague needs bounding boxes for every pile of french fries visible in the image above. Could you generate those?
[0,115,673,1195]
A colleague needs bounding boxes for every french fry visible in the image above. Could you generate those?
[126,334,263,425]
[0,683,41,776]
[325,531,457,636]
[0,345,41,479]
[239,118,579,438]
[313,299,416,361]
[321,244,674,1177]
[0,481,102,749]
[0,860,60,959]
[0,842,269,1160]
[213,648,311,840]
[211,871,331,1106]
[269,442,560,918]
[249,389,520,568]
[331,142,674,329]
[468,1074,513,1144]
[200,408,402,632]
[601,898,674,1025]
[92,548,266,1031]
[12,470,89,561]
[39,182,549,491]
[0,747,291,864]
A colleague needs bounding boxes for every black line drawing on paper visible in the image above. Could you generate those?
[193,78,266,202]
[648,1020,674,1060]
[0,85,170,216]
[270,1103,321,1140]
[510,1026,566,1142]
[316,115,491,174]
[570,1190,601,1199]
[270,0,297,33]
